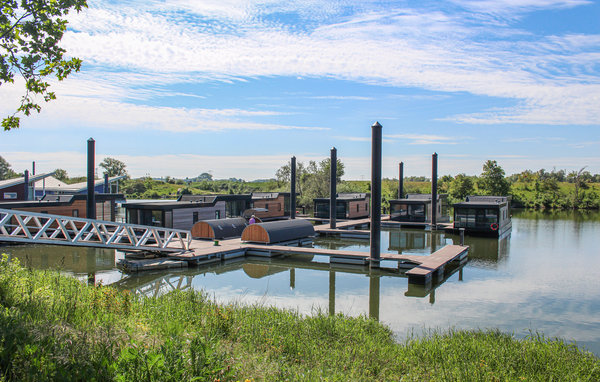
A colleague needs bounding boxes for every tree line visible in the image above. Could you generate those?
[1,155,598,209]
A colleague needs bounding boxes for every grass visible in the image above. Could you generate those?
[0,255,598,381]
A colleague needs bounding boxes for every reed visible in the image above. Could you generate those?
[0,255,598,381]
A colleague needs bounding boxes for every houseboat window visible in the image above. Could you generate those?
[357,204,359,212]
[409,204,425,217]
[193,212,198,224]
[72,209,79,217]
[265,203,269,211]
[41,211,48,214]
[151,210,162,226]
[3,192,17,199]
[215,210,221,219]
[278,204,281,211]
[484,209,498,223]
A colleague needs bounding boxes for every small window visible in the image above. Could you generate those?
[193,212,198,223]
[357,204,359,212]
[3,192,17,199]
[215,210,221,219]
[265,203,269,211]
[41,211,48,214]
[278,204,281,211]
[72,209,79,217]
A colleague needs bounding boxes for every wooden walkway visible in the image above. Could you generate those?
[118,233,469,284]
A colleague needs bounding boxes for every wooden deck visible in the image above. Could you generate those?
[120,233,469,284]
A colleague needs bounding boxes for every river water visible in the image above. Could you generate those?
[2,209,599,355]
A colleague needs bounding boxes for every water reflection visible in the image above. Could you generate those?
[110,254,466,319]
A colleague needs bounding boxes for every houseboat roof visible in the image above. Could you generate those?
[454,195,509,208]
[389,193,447,204]
[124,194,250,210]
[0,172,56,190]
[0,193,125,209]
[34,175,127,193]
[313,193,370,202]
[251,192,290,200]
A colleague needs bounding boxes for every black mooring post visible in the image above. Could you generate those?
[431,152,438,228]
[104,173,109,193]
[398,161,404,199]
[329,147,337,229]
[23,170,29,201]
[87,138,96,219]
[370,122,382,267]
[290,156,296,219]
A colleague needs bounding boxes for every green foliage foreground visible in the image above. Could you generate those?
[0,256,598,381]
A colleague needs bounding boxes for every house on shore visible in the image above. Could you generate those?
[453,195,512,237]
[388,194,449,223]
[0,172,55,202]
[33,175,126,198]
[313,193,371,220]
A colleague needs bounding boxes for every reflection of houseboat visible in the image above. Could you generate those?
[313,193,370,219]
[453,196,511,237]
[389,194,449,223]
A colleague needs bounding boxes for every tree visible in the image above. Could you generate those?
[0,155,17,179]
[1,0,87,130]
[197,172,213,181]
[448,173,474,201]
[53,168,67,181]
[99,157,128,177]
[478,160,510,196]
[567,166,590,207]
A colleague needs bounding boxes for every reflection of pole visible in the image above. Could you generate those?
[429,288,435,305]
[370,122,382,268]
[290,268,296,289]
[459,268,463,281]
[369,275,380,320]
[329,271,335,316]
[460,228,465,246]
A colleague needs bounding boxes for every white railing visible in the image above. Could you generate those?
[0,208,190,253]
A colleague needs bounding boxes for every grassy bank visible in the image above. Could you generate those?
[0,256,598,381]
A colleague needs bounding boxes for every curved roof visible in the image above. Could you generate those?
[191,218,247,239]
[241,219,315,244]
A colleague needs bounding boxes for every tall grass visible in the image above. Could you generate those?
[0,254,598,381]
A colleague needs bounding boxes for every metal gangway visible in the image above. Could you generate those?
[0,208,190,253]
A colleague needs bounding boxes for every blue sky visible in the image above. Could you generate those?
[1,0,599,180]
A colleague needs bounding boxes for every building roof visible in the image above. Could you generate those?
[0,172,55,190]
[35,175,127,193]
[389,193,447,203]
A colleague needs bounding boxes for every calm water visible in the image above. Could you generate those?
[3,210,600,355]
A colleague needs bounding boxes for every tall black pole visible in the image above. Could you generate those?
[431,153,438,228]
[329,147,337,229]
[370,122,382,267]
[290,156,296,219]
[398,161,404,199]
[329,270,336,316]
[104,173,109,193]
[87,138,96,219]
[23,170,29,201]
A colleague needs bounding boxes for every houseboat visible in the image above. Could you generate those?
[453,195,512,237]
[0,193,125,221]
[313,193,370,220]
[249,192,292,221]
[123,194,252,230]
[389,194,449,224]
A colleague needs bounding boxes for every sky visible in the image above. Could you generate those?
[1,0,599,180]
